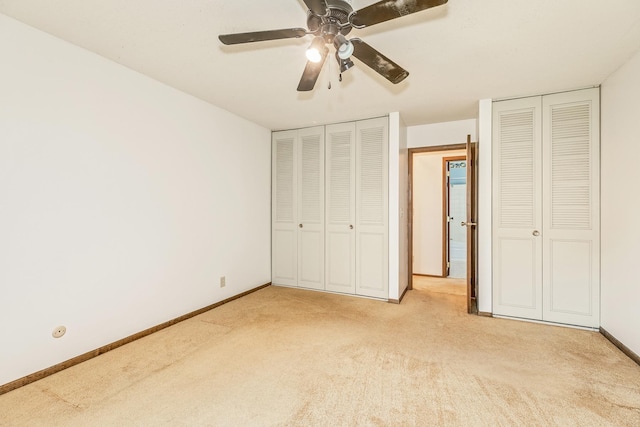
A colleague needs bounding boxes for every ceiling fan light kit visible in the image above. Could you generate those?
[333,34,354,60]
[219,0,448,91]
[306,36,328,63]
[336,53,355,73]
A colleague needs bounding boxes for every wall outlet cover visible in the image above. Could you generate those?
[52,326,66,338]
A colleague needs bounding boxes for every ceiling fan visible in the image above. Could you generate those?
[219,0,448,91]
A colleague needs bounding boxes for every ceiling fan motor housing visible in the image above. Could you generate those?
[307,0,354,42]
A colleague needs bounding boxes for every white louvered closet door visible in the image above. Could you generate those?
[492,97,544,320]
[542,88,600,327]
[272,130,298,287]
[325,122,356,294]
[297,126,325,290]
[355,117,389,299]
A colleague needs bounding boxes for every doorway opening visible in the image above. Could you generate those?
[408,138,477,314]
[443,156,467,279]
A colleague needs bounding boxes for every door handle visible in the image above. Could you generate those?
[461,221,477,227]
[349,225,354,230]
[299,224,303,228]
[532,230,540,236]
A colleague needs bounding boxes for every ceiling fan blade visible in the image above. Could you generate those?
[351,38,409,84]
[219,28,307,45]
[297,49,329,92]
[302,0,327,16]
[351,0,448,28]
[302,0,328,16]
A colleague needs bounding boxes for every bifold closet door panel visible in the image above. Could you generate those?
[297,126,325,290]
[542,88,600,327]
[492,97,544,320]
[272,130,298,286]
[325,122,356,294]
[355,117,389,299]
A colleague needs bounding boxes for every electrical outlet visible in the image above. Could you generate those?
[220,276,226,288]
[52,326,66,338]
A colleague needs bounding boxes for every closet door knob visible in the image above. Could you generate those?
[532,230,540,236]
[299,224,303,228]
[349,225,354,230]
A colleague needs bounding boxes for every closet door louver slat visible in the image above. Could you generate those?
[359,126,386,226]
[275,138,295,223]
[498,109,536,228]
[300,133,323,224]
[328,131,353,225]
[550,103,592,230]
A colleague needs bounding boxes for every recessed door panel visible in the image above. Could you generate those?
[547,240,592,316]
[358,232,386,293]
[298,229,324,290]
[495,237,541,318]
[326,231,353,292]
[273,230,296,285]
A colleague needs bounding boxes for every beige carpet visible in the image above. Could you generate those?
[1,278,640,426]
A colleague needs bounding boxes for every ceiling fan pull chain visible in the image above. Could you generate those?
[339,73,343,82]
[327,54,332,89]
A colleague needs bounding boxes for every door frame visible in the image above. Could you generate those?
[408,143,466,288]
[408,141,478,314]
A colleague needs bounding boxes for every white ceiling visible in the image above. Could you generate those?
[1,0,640,130]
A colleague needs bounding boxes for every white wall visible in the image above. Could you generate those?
[477,99,493,313]
[412,150,466,276]
[0,14,271,386]
[601,48,640,356]
[408,119,477,148]
[388,112,408,301]
[398,115,409,299]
